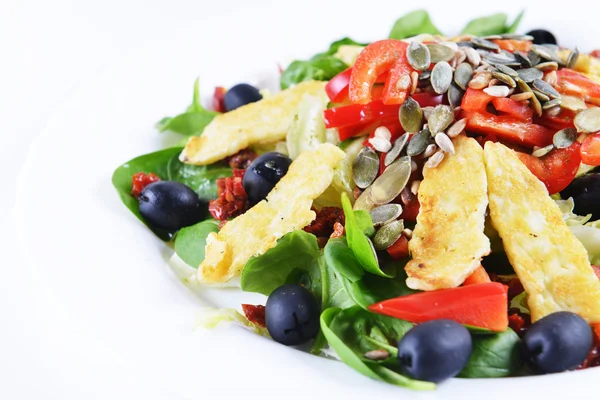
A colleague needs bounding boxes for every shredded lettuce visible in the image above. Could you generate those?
[556,197,600,265]
[286,93,329,159]
[198,307,270,337]
[510,291,529,314]
[555,197,592,226]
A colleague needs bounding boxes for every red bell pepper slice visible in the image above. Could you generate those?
[463,111,554,148]
[386,235,409,260]
[369,283,509,332]
[324,101,400,129]
[382,45,415,105]
[491,39,532,53]
[581,133,600,166]
[325,68,352,103]
[463,265,491,286]
[411,92,444,108]
[212,86,227,113]
[516,141,582,194]
[536,107,576,130]
[492,97,533,123]
[462,88,494,112]
[556,69,600,106]
[349,40,409,104]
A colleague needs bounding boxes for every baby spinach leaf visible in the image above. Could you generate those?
[321,307,435,390]
[507,10,525,34]
[348,262,417,309]
[324,238,364,282]
[280,56,348,90]
[341,193,391,277]
[241,230,321,296]
[157,78,219,137]
[174,220,219,268]
[323,258,357,309]
[354,210,375,237]
[166,156,232,201]
[388,10,442,40]
[461,13,508,36]
[324,37,367,55]
[459,328,522,378]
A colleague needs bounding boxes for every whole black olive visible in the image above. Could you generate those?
[223,83,262,112]
[561,173,600,219]
[138,181,204,231]
[242,152,292,204]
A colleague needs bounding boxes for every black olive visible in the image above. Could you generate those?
[223,83,262,112]
[397,319,472,383]
[561,173,600,219]
[242,152,292,204]
[138,181,204,231]
[522,311,592,373]
[265,284,320,346]
[526,29,557,45]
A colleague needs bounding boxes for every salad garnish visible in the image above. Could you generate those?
[112,9,600,389]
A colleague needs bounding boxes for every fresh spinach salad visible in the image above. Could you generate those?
[112,10,600,389]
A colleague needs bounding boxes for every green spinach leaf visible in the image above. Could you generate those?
[388,10,442,40]
[241,230,321,296]
[341,193,391,277]
[280,56,348,90]
[324,238,364,283]
[461,13,508,36]
[354,210,375,237]
[349,262,417,308]
[324,37,367,56]
[321,256,357,309]
[157,78,219,137]
[174,220,219,268]
[321,307,435,390]
[459,328,522,378]
[166,155,232,201]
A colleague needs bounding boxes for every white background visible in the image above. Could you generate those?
[1,1,595,399]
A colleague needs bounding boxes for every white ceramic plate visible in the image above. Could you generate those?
[16,2,600,398]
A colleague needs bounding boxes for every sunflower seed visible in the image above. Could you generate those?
[447,83,465,109]
[468,72,492,89]
[410,180,421,195]
[369,136,392,152]
[374,126,392,140]
[353,186,374,211]
[560,94,587,111]
[528,50,542,66]
[428,105,454,134]
[514,51,532,68]
[370,156,412,205]
[426,43,456,63]
[532,79,561,99]
[400,97,424,133]
[434,132,455,154]
[453,50,467,67]
[402,228,413,239]
[400,187,415,205]
[384,133,409,166]
[567,48,580,70]
[425,150,445,168]
[471,37,500,51]
[487,78,499,87]
[423,143,437,158]
[410,71,419,94]
[533,90,550,102]
[352,147,379,189]
[431,61,453,94]
[407,129,432,156]
[407,41,431,71]
[542,98,562,109]
[483,85,510,97]
[492,71,517,88]
[517,67,543,83]
[369,204,403,226]
[463,46,481,66]
[517,78,542,116]
[454,62,473,90]
[553,128,578,148]
[574,107,600,133]
[446,119,466,138]
[543,70,558,86]
[510,92,533,102]
[396,74,412,91]
[373,220,404,250]
[482,35,503,40]
[532,144,554,158]
[364,349,390,361]
[534,61,559,71]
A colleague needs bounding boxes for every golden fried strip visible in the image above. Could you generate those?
[198,143,345,283]
[180,81,327,165]
[484,141,600,322]
[405,136,490,290]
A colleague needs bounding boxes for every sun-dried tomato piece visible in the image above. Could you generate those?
[208,170,249,221]
[226,149,258,169]
[303,207,345,238]
[242,304,266,328]
[508,309,531,338]
[331,222,345,238]
[131,172,160,198]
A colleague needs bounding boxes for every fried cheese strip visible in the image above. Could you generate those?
[484,141,600,322]
[405,136,491,290]
[198,143,345,283]
[180,80,327,165]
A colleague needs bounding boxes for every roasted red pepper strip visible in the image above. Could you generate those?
[516,141,582,194]
[581,133,600,166]
[349,40,408,104]
[556,69,600,106]
[369,283,509,332]
[492,97,533,123]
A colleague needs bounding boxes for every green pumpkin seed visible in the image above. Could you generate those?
[531,45,564,66]
[514,51,532,68]
[532,79,561,99]
[407,129,432,156]
[542,98,562,109]
[370,156,412,205]
[448,83,465,108]
[518,78,542,117]
[532,144,554,158]
[517,67,543,83]
[533,90,550,102]
[553,128,577,149]
[527,50,542,66]
[373,220,405,250]
[482,35,503,40]
[560,94,587,111]
[454,62,474,90]
[369,204,403,227]
[483,52,520,66]
[352,147,379,189]
[463,46,481,66]
[495,64,518,77]
[431,61,453,94]
[471,37,500,51]
[419,70,431,81]
[400,97,424,133]
[428,105,455,134]
[353,186,374,211]
[384,133,409,166]
[407,41,431,71]
[500,34,534,41]
[492,71,517,88]
[574,107,600,133]
[426,43,456,63]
